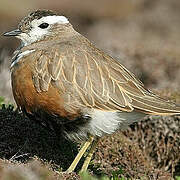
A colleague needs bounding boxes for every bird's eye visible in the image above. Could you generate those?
[38,23,49,29]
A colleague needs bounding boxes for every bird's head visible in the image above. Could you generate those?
[3,10,72,46]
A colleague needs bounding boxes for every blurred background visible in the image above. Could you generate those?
[1,0,180,104]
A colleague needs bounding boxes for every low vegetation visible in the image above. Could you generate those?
[0,98,179,179]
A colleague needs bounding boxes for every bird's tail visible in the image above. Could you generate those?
[130,91,180,116]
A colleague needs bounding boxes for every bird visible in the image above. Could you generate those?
[3,9,180,173]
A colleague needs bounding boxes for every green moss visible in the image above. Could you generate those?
[80,171,109,180]
[0,96,14,109]
[111,167,124,180]
[80,171,132,180]
[0,96,5,108]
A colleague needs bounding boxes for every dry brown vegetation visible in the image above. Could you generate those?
[0,0,180,179]
[0,106,178,179]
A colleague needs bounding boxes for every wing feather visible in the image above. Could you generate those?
[31,38,180,115]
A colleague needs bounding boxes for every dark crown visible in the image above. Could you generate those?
[18,10,57,32]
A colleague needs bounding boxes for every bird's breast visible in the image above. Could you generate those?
[11,59,78,119]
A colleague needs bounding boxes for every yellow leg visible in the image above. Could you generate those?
[66,136,94,173]
[80,138,99,172]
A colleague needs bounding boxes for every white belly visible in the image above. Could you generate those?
[87,109,146,137]
[64,109,146,141]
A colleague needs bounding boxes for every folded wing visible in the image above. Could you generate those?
[31,38,180,116]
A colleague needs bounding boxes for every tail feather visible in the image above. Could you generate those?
[129,93,180,115]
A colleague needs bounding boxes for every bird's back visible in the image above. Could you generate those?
[10,32,180,140]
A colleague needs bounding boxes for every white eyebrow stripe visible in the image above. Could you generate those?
[39,15,69,24]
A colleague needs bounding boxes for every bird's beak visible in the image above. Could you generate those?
[3,29,22,37]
